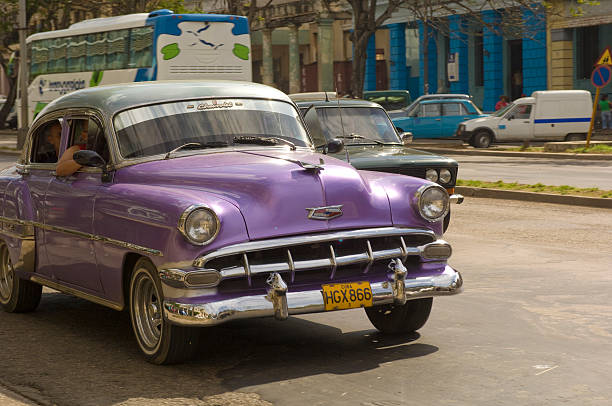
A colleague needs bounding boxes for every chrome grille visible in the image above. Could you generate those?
[194,227,437,289]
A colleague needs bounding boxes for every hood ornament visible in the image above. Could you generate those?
[306,205,343,220]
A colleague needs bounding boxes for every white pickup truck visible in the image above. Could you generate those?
[456,90,592,148]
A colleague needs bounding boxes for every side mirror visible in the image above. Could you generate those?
[74,150,105,168]
[401,132,413,145]
[74,150,113,182]
[507,115,514,121]
[325,138,344,154]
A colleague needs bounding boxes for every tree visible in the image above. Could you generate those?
[331,0,599,98]
[202,0,275,31]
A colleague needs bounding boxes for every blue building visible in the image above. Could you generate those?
[366,6,548,111]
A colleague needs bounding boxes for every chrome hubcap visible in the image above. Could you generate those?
[0,244,14,303]
[133,272,163,350]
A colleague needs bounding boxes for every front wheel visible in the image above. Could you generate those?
[129,258,200,364]
[472,131,492,148]
[365,298,433,334]
[0,241,42,313]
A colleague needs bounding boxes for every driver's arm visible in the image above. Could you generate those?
[56,145,83,177]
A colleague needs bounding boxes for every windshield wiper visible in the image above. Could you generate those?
[233,135,296,150]
[164,142,228,159]
[337,133,386,145]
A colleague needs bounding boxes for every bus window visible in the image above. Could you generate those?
[67,35,87,73]
[87,32,107,71]
[48,38,67,73]
[31,40,49,79]
[129,26,153,68]
[107,29,129,70]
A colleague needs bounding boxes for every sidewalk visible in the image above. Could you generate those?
[0,384,35,406]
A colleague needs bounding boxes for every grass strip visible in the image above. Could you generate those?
[457,179,612,198]
[503,144,612,153]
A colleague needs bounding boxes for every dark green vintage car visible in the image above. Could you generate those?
[290,94,463,231]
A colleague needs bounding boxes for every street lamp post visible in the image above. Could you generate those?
[18,0,28,149]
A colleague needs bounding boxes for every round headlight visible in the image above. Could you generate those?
[179,206,219,245]
[439,168,452,184]
[425,169,438,182]
[416,185,449,222]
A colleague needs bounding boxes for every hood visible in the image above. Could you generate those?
[327,145,457,170]
[117,149,393,240]
[464,115,497,127]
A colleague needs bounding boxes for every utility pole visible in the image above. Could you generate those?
[18,0,28,149]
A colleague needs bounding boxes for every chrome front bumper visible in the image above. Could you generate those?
[163,265,462,327]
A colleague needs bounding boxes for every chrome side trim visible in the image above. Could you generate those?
[0,217,162,257]
[194,227,435,268]
[30,275,123,311]
[163,265,463,327]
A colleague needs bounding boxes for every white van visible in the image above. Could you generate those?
[456,90,592,148]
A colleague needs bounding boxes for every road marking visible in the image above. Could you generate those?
[534,365,559,376]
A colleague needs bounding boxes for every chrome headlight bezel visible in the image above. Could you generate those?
[177,205,220,246]
[414,184,450,222]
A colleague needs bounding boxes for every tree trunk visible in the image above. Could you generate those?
[351,32,371,99]
[0,76,16,130]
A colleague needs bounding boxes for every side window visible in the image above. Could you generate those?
[30,119,63,164]
[442,103,461,116]
[421,103,441,117]
[68,117,110,162]
[129,26,154,68]
[514,104,532,120]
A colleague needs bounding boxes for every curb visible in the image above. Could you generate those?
[456,186,612,209]
[415,147,612,161]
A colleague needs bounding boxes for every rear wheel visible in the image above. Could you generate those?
[129,258,200,364]
[365,298,433,334]
[0,241,42,313]
[472,131,492,148]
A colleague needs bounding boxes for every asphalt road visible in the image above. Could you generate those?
[440,153,612,189]
[0,198,610,406]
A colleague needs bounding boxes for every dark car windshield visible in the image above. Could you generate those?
[315,107,401,145]
[114,99,311,159]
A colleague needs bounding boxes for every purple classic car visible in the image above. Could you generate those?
[0,81,462,364]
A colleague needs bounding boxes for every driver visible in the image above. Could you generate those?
[56,121,88,176]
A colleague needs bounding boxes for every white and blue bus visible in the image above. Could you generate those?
[19,9,251,126]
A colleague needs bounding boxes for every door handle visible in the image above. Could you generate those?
[435,119,441,121]
[551,124,555,127]
[523,121,530,123]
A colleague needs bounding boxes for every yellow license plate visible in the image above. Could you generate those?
[321,281,373,311]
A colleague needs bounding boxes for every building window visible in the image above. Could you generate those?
[474,31,484,86]
[577,25,599,79]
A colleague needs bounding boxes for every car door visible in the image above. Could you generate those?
[499,104,534,141]
[412,102,442,138]
[43,114,107,292]
[441,102,468,137]
[13,116,66,277]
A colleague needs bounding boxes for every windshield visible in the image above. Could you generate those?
[114,99,311,158]
[492,103,515,117]
[315,107,401,144]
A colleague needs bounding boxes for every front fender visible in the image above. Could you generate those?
[358,171,444,236]
[94,184,250,270]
